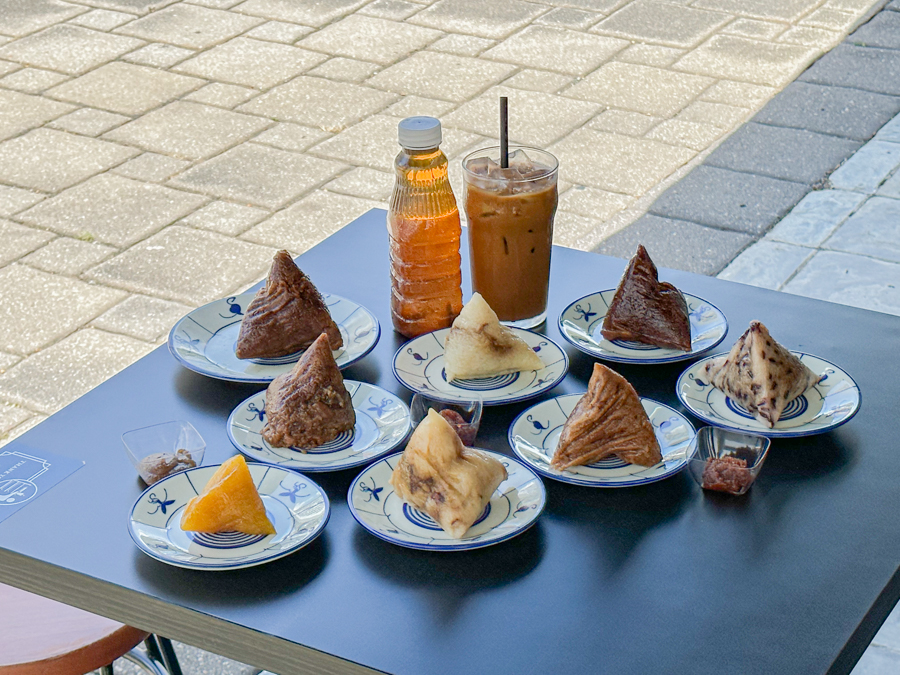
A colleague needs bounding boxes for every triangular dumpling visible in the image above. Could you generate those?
[235,250,342,359]
[703,321,821,427]
[262,333,355,448]
[181,455,275,535]
[391,409,507,538]
[443,293,543,380]
[601,245,691,351]
[551,363,662,470]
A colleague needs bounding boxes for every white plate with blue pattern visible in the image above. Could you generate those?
[391,328,568,406]
[227,381,411,473]
[558,290,727,364]
[509,395,695,487]
[168,290,379,383]
[128,462,329,570]
[348,450,545,551]
[676,352,861,438]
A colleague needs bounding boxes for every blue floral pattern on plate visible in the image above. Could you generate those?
[348,450,545,551]
[558,290,727,364]
[391,328,568,406]
[509,395,695,487]
[168,291,379,383]
[676,352,861,438]
[227,381,411,472]
[128,463,329,571]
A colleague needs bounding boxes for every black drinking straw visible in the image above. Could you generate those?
[500,96,509,169]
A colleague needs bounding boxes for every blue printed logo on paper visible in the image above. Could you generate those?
[0,448,84,524]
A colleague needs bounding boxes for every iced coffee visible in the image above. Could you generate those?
[463,147,558,328]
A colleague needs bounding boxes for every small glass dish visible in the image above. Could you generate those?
[410,394,483,446]
[123,420,205,485]
[686,426,770,496]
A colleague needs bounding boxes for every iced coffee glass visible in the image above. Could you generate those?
[462,146,558,329]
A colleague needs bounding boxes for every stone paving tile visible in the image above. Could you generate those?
[0,0,87,37]
[410,0,546,39]
[183,82,258,108]
[645,119,724,150]
[122,42,195,68]
[878,170,900,199]
[239,76,398,132]
[0,25,144,75]
[174,37,327,89]
[324,167,394,202]
[241,189,384,253]
[553,210,619,248]
[0,352,21,374]
[676,99,750,128]
[367,50,515,102]
[824,196,900,263]
[0,67,69,94]
[542,0,624,9]
[169,142,345,208]
[616,43,686,67]
[86,225,277,304]
[0,220,54,267]
[0,128,138,191]
[47,61,203,115]
[705,123,861,184]
[0,61,21,77]
[383,95,456,118]
[111,152,190,182]
[800,44,900,95]
[0,401,31,435]
[566,61,713,116]
[360,0,422,20]
[104,101,272,160]
[649,164,809,234]
[252,122,331,152]
[444,85,600,146]
[233,0,370,27]
[69,8,139,30]
[18,173,208,247]
[851,644,900,675]
[871,605,900,653]
[717,239,815,289]
[92,294,193,341]
[828,139,900,192]
[535,7,603,30]
[779,26,843,48]
[877,115,900,143]
[0,328,151,413]
[299,15,441,66]
[692,0,822,22]
[699,80,776,108]
[0,414,46,447]
[674,34,819,87]
[722,18,787,40]
[766,189,866,246]
[558,185,635,220]
[588,109,660,136]
[74,0,180,14]
[246,20,314,43]
[428,33,494,56]
[116,4,262,49]
[782,250,900,316]
[593,214,754,274]
[0,185,44,216]
[482,25,627,76]
[501,69,573,94]
[0,89,74,141]
[22,237,117,275]
[550,127,695,196]
[180,199,269,235]
[592,0,731,49]
[0,264,125,354]
[308,57,380,83]
[47,108,130,136]
[804,7,859,31]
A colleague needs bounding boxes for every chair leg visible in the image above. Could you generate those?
[156,636,184,675]
[122,646,169,675]
[143,636,164,665]
[100,665,114,675]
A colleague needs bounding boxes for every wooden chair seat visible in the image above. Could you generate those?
[0,583,148,675]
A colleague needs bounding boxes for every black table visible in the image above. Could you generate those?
[1,209,899,675]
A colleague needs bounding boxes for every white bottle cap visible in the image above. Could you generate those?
[397,116,442,150]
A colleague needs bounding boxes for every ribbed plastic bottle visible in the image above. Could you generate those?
[388,117,463,338]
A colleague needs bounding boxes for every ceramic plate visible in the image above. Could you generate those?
[558,290,727,364]
[128,463,329,570]
[168,290,379,383]
[348,450,545,551]
[509,395,695,487]
[676,352,861,438]
[391,329,568,405]
[227,382,411,473]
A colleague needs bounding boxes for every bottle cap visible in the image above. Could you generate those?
[398,116,442,150]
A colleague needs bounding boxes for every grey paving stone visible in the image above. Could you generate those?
[0,25,144,75]
[649,165,810,234]
[692,0,823,22]
[18,173,208,247]
[180,200,269,236]
[428,33,495,56]
[252,122,331,152]
[558,185,634,220]
[0,264,125,354]
[111,152,190,182]
[0,414,46,447]
[592,214,754,275]
[410,0,546,39]
[22,237,116,275]
[360,0,422,20]
[92,294,193,341]
[848,9,900,49]
[705,123,861,184]
[0,128,138,191]
[824,195,900,263]
[0,185,44,216]
[878,169,900,198]
[68,8,138,30]
[324,167,393,201]
[86,225,277,304]
[501,69,573,94]
[752,82,900,141]
[766,188,867,246]
[246,20,314,43]
[233,0,369,27]
[829,139,900,192]
[851,644,900,675]
[73,0,179,14]
[616,43,687,67]
[877,114,900,143]
[117,4,262,49]
[0,351,21,375]
[589,109,660,136]
[0,88,74,141]
[47,108,130,136]
[800,44,900,95]
[645,119,725,150]
[169,143,345,208]
[183,83,258,109]
[104,101,272,161]
[0,401,31,435]
[299,15,441,66]
[174,37,327,89]
[0,220,54,267]
[122,42,195,68]
[535,7,602,30]
[722,17,786,41]
[782,250,900,316]
[717,239,815,289]
[0,0,86,37]
[0,67,69,94]
[383,95,456,119]
[871,602,900,653]
[592,0,731,49]
[307,57,380,83]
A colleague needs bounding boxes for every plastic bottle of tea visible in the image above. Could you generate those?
[388,117,463,338]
